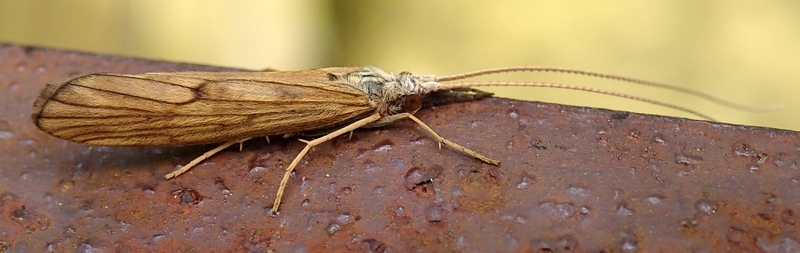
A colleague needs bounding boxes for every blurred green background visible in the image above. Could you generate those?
[2,1,798,131]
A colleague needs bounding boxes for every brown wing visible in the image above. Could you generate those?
[32,68,375,146]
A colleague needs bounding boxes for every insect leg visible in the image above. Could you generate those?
[164,138,252,179]
[272,113,383,213]
[390,113,500,165]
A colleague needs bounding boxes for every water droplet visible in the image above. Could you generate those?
[694,199,718,215]
[77,243,98,253]
[772,158,786,167]
[677,170,691,177]
[249,166,267,174]
[733,142,759,157]
[372,186,384,195]
[675,153,702,165]
[516,174,535,190]
[748,155,769,173]
[648,161,661,174]
[191,226,205,234]
[536,118,547,125]
[557,235,579,251]
[539,202,576,219]
[153,234,167,242]
[393,206,405,217]
[336,213,353,225]
[0,120,13,139]
[298,177,313,193]
[644,195,664,205]
[756,234,800,253]
[566,187,590,197]
[781,209,796,225]
[503,233,519,251]
[0,131,13,139]
[404,168,426,189]
[620,238,638,253]
[364,162,382,173]
[410,136,428,146]
[326,222,342,235]
[679,218,699,228]
[764,192,777,204]
[616,204,634,217]
[508,110,519,118]
[748,164,760,173]
[214,177,232,196]
[373,144,392,152]
[404,166,442,189]
[118,221,130,233]
[425,204,443,222]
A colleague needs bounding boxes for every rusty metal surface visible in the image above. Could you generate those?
[1,44,799,252]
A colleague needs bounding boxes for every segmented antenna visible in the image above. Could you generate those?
[436,67,780,120]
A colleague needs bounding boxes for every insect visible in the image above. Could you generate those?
[31,66,770,213]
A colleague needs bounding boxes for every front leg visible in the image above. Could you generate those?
[366,113,500,165]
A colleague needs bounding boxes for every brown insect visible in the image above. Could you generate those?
[30,66,768,212]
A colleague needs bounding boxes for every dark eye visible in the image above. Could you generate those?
[403,94,422,113]
[326,73,338,81]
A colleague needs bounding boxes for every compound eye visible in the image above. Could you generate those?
[403,94,422,113]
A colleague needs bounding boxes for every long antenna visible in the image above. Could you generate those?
[435,67,781,112]
[438,81,716,120]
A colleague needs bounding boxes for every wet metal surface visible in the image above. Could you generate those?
[1,44,799,252]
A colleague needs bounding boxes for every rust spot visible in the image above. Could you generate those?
[611,111,630,119]
[403,165,443,190]
[171,189,203,206]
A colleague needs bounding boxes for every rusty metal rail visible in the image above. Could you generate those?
[1,44,798,252]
